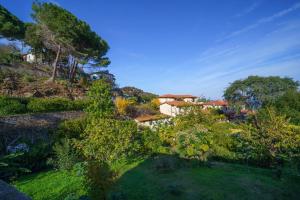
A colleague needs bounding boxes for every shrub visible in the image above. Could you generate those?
[56,117,87,140]
[78,119,140,164]
[85,161,116,200]
[0,153,31,181]
[236,107,300,167]
[0,96,26,116]
[150,98,160,110]
[85,79,115,118]
[176,129,213,162]
[50,139,80,170]
[115,97,132,115]
[22,74,35,82]
[27,98,86,113]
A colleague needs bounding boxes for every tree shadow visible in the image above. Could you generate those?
[108,154,300,200]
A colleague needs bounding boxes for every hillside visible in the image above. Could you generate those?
[0,63,87,99]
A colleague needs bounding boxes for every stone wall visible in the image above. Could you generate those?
[0,111,84,153]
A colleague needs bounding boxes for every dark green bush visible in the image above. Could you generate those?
[56,117,87,140]
[0,96,27,116]
[50,139,80,170]
[27,98,87,113]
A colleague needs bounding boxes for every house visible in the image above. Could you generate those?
[22,53,43,64]
[159,100,196,116]
[158,94,197,104]
[135,114,170,128]
[202,100,228,110]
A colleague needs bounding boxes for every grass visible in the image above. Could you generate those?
[13,157,300,200]
[13,170,86,200]
[109,157,300,200]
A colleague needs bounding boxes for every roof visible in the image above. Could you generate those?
[159,94,197,98]
[203,100,228,106]
[162,100,196,107]
[135,114,170,122]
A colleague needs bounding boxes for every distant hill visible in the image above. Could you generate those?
[121,86,158,103]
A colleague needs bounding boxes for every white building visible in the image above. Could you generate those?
[159,101,196,117]
[135,114,170,128]
[202,100,228,110]
[158,94,197,104]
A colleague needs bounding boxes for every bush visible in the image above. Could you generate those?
[56,117,87,140]
[22,74,35,83]
[115,97,132,115]
[85,161,116,200]
[50,139,80,170]
[78,119,140,164]
[27,98,86,113]
[0,153,31,181]
[0,96,27,116]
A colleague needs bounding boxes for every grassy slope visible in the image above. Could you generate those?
[14,160,300,200]
[110,159,300,200]
[13,170,86,200]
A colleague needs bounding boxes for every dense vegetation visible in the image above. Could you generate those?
[0,96,87,116]
[0,2,299,200]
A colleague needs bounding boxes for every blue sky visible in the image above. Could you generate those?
[1,0,300,99]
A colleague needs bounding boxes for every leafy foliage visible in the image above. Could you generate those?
[0,5,25,40]
[78,119,140,164]
[50,139,80,170]
[27,97,86,113]
[85,79,115,119]
[115,96,132,115]
[273,90,300,125]
[0,44,21,65]
[224,76,299,110]
[0,96,26,116]
[236,107,300,167]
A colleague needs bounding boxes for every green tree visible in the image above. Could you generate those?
[79,119,140,164]
[0,5,25,40]
[0,44,21,65]
[85,79,115,119]
[224,76,299,110]
[240,107,300,168]
[30,2,110,82]
[273,90,300,125]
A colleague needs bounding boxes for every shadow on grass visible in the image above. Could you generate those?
[108,154,300,200]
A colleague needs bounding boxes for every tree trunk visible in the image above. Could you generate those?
[70,60,78,83]
[50,44,61,82]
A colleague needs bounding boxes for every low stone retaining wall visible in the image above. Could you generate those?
[0,111,84,152]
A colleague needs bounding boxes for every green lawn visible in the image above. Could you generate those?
[13,170,86,200]
[13,157,300,200]
[110,157,300,200]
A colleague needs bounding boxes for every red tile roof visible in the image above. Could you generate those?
[135,114,170,122]
[203,100,228,106]
[159,94,197,98]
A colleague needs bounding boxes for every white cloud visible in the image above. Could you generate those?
[225,2,300,40]
[234,2,260,18]
[155,20,300,98]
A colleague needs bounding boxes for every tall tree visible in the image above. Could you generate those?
[30,2,110,82]
[0,5,25,40]
[31,2,77,82]
[224,76,299,110]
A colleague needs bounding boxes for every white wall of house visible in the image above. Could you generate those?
[26,54,36,63]
[183,98,195,102]
[160,103,184,117]
[159,97,176,103]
